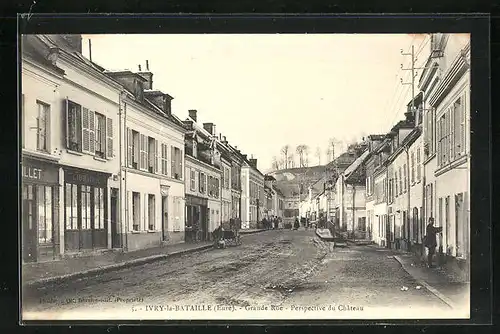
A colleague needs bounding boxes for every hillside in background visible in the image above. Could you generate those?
[269,149,363,200]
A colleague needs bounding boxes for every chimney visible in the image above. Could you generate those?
[61,35,82,53]
[242,154,247,160]
[203,122,216,135]
[144,91,173,115]
[106,71,146,102]
[249,158,258,169]
[404,110,415,124]
[188,110,198,122]
[137,60,153,90]
[222,136,227,144]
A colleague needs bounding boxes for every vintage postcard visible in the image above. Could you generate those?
[20,31,471,321]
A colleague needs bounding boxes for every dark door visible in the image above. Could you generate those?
[203,206,209,241]
[22,184,38,262]
[385,215,391,249]
[110,189,120,248]
[162,196,169,241]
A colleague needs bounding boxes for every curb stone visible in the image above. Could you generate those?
[393,255,455,309]
[24,244,214,289]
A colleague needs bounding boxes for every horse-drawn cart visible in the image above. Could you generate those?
[212,218,242,248]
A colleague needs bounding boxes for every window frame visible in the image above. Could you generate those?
[36,100,50,153]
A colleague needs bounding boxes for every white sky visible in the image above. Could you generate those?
[82,33,430,172]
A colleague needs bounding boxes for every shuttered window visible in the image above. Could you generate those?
[161,143,168,175]
[106,117,113,159]
[66,100,82,152]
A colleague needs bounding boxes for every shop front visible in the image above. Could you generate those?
[22,157,60,263]
[185,195,208,242]
[63,167,110,253]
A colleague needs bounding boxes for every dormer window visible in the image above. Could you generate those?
[192,140,198,158]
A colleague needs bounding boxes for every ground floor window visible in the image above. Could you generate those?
[37,185,54,245]
[132,192,140,231]
[148,194,155,230]
[64,182,107,251]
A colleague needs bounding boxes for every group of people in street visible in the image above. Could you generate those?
[261,216,282,230]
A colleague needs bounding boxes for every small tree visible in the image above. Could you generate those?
[281,145,291,169]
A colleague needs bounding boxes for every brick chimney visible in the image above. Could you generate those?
[137,60,153,90]
[188,110,197,122]
[144,90,173,115]
[106,71,146,101]
[203,123,216,136]
[249,158,258,169]
[61,35,82,53]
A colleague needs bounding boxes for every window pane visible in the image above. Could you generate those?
[38,186,46,242]
[45,187,53,243]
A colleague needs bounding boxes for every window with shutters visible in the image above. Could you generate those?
[106,117,113,159]
[161,143,168,175]
[67,100,82,152]
[215,178,220,198]
[398,167,402,195]
[139,134,148,171]
[209,176,214,197]
[148,137,158,173]
[199,172,206,193]
[95,112,106,159]
[36,101,50,152]
[453,95,465,159]
[148,194,155,231]
[81,107,95,154]
[171,146,182,180]
[130,130,139,169]
[190,169,196,191]
[132,192,140,231]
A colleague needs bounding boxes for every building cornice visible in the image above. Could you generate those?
[186,154,221,174]
[428,43,470,108]
[22,56,65,83]
[57,52,124,91]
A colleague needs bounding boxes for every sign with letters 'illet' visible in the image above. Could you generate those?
[22,158,59,185]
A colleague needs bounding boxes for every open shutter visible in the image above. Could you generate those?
[133,132,139,165]
[171,146,176,178]
[127,128,132,167]
[106,117,113,159]
[154,139,159,173]
[461,92,466,155]
[139,134,144,170]
[179,149,183,178]
[88,110,95,154]
[65,98,69,149]
[82,107,90,153]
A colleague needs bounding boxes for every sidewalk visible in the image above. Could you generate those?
[239,228,268,235]
[393,252,470,310]
[23,241,213,288]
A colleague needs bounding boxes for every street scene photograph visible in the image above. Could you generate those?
[20,32,470,320]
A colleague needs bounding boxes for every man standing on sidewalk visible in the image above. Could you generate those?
[424,217,443,268]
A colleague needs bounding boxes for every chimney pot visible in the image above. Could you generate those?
[146,60,149,71]
[138,64,142,71]
[188,110,198,122]
[203,122,215,135]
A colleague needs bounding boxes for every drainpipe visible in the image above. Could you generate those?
[352,184,356,241]
[405,146,411,252]
[120,91,129,252]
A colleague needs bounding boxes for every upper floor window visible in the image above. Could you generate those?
[410,152,415,184]
[161,143,168,175]
[199,172,206,193]
[95,112,106,159]
[171,146,183,180]
[148,137,158,173]
[190,169,196,191]
[66,99,113,159]
[36,101,50,153]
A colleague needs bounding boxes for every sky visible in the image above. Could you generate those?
[82,33,430,173]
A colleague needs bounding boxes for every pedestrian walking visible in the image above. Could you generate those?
[424,217,443,268]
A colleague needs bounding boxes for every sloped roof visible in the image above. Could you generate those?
[343,149,369,179]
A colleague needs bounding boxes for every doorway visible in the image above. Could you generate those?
[162,195,169,241]
[22,184,37,263]
[110,188,120,248]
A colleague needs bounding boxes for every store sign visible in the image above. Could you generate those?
[22,160,59,184]
[65,168,109,187]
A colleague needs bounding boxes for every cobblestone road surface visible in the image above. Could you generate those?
[23,229,455,320]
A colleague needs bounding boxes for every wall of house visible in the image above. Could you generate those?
[240,167,250,229]
[408,135,425,245]
[344,185,366,233]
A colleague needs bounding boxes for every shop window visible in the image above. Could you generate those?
[94,187,105,229]
[148,194,155,230]
[65,183,79,230]
[132,192,140,231]
[36,101,50,152]
[37,186,53,244]
[81,185,92,230]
